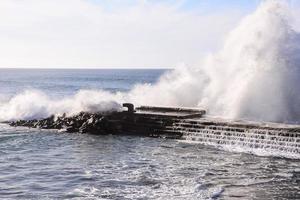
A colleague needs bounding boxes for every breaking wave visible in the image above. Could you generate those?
[129,0,300,123]
[1,0,300,123]
[0,90,122,121]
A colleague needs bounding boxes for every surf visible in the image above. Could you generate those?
[1,0,300,124]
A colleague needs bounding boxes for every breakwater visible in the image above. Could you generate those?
[8,104,300,157]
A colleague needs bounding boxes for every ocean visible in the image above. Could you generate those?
[0,69,299,199]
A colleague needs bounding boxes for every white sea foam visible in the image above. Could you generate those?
[0,0,300,123]
[0,90,122,121]
[127,0,300,123]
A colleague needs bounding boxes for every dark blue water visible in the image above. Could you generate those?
[0,69,166,97]
[0,69,299,199]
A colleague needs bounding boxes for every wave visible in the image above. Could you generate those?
[0,90,122,121]
[1,0,300,123]
[128,0,300,123]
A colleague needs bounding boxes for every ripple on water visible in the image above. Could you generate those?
[0,124,299,199]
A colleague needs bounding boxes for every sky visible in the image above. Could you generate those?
[0,0,299,68]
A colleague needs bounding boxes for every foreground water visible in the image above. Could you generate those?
[0,69,299,199]
[1,124,299,199]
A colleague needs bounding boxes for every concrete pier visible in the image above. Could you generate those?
[121,104,300,155]
[8,103,300,156]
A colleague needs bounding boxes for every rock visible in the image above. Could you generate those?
[7,112,119,135]
[66,126,78,133]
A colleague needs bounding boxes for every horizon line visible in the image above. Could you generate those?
[0,67,173,70]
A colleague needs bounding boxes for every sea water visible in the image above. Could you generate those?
[0,69,299,199]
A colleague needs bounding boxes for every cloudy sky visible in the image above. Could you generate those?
[0,0,299,68]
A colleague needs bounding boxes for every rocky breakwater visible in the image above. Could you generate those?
[9,112,122,135]
[6,104,206,138]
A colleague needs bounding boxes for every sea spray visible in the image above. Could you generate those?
[0,90,122,121]
[200,0,300,123]
[0,0,300,123]
[128,0,300,123]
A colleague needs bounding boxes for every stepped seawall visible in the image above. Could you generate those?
[8,103,300,158]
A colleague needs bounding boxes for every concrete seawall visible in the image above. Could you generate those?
[174,118,300,155]
[123,105,300,156]
[8,104,300,157]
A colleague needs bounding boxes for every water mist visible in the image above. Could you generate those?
[0,0,299,123]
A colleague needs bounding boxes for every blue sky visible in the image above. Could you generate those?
[87,0,260,13]
[87,0,300,12]
[0,0,298,68]
[160,0,259,11]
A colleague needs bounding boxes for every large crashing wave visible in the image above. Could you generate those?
[130,0,300,123]
[131,0,300,123]
[1,0,300,123]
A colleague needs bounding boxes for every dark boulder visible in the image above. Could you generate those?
[8,112,120,135]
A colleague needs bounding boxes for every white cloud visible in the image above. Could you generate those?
[0,0,254,68]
